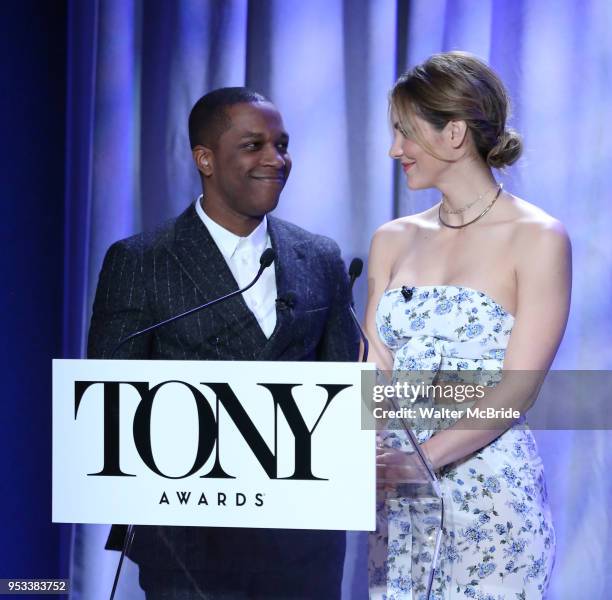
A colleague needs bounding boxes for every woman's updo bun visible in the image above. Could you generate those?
[486,129,523,168]
[391,51,522,169]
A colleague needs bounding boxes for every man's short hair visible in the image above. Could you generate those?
[188,87,269,149]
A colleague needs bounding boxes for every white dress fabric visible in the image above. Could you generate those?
[369,286,555,600]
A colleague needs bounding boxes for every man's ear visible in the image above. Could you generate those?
[192,145,213,176]
[447,120,468,149]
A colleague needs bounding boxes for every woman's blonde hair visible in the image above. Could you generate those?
[390,51,522,168]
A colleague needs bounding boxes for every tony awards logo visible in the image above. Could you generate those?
[74,380,351,483]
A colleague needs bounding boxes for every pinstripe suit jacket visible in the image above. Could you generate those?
[87,203,359,572]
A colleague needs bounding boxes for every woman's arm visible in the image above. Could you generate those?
[363,225,401,372]
[422,219,572,470]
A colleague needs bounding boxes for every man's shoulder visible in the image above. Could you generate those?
[268,216,340,256]
[107,205,192,255]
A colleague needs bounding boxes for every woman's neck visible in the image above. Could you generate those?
[436,162,499,225]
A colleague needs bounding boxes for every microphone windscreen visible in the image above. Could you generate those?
[260,248,276,268]
[348,257,363,279]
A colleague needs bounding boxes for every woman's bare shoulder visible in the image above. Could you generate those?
[372,207,437,241]
[505,194,570,254]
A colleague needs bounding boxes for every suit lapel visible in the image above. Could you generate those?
[163,204,267,344]
[257,216,307,360]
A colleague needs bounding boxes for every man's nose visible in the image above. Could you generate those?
[262,145,286,167]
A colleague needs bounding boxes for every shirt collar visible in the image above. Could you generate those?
[195,195,268,260]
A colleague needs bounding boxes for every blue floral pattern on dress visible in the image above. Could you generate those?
[369,286,555,599]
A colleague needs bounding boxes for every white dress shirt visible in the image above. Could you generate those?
[195,196,277,338]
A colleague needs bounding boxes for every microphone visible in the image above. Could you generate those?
[348,257,363,287]
[259,247,275,268]
[107,246,276,599]
[110,248,276,358]
[347,258,369,362]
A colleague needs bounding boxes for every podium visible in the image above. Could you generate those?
[53,359,377,525]
[53,359,442,598]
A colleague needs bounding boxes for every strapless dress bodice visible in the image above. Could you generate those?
[376,285,515,373]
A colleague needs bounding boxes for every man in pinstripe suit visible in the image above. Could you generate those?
[88,88,359,599]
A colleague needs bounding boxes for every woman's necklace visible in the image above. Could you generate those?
[441,183,499,214]
[438,183,503,229]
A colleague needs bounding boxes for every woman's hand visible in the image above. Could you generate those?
[376,437,434,488]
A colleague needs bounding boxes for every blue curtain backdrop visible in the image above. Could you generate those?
[1,0,69,587]
[61,1,612,598]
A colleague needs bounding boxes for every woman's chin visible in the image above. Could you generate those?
[406,176,427,191]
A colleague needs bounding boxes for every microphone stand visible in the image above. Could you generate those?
[111,248,276,357]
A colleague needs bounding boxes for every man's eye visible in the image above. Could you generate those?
[243,142,261,150]
[277,143,289,152]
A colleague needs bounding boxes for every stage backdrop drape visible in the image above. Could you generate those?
[64,1,612,598]
[1,0,70,585]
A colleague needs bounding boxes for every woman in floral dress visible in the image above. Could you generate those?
[365,52,570,599]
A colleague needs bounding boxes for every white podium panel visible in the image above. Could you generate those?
[52,360,375,531]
